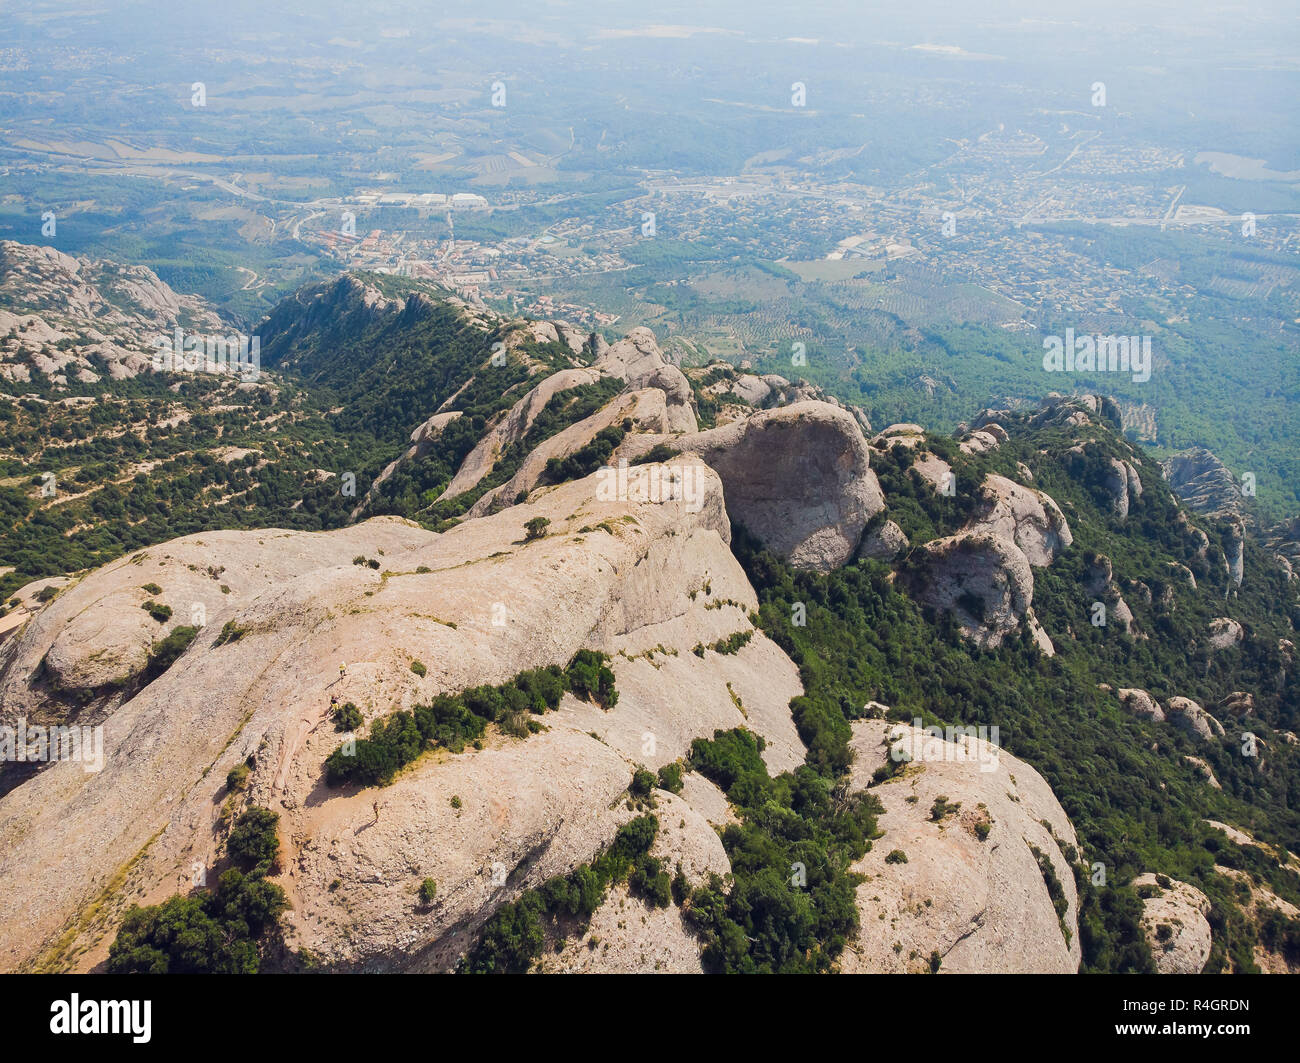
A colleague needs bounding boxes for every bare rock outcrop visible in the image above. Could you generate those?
[440,367,602,500]
[860,520,909,561]
[899,473,1071,649]
[1218,691,1254,717]
[467,387,673,517]
[1165,697,1225,742]
[1117,688,1165,723]
[593,328,696,433]
[968,475,1073,567]
[0,459,805,972]
[0,241,231,385]
[1030,394,1115,431]
[1103,458,1143,519]
[1161,447,1243,522]
[1085,553,1114,596]
[1184,756,1221,789]
[842,720,1081,974]
[1083,555,1134,634]
[1208,617,1244,652]
[1134,874,1212,974]
[900,531,1034,649]
[633,401,885,571]
[1175,511,1211,559]
[1225,522,1245,588]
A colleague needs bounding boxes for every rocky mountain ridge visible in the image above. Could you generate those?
[0,240,227,386]
[1,267,1298,974]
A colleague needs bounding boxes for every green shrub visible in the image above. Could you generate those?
[227,806,281,875]
[332,701,363,732]
[630,444,681,466]
[324,657,614,789]
[107,869,287,974]
[419,878,438,904]
[226,763,251,792]
[145,625,198,677]
[929,796,959,822]
[657,762,684,794]
[523,516,550,541]
[630,767,656,797]
[464,815,660,973]
[566,649,617,709]
[108,806,287,973]
[142,600,172,623]
[540,424,626,485]
[215,620,247,645]
[629,855,672,908]
[141,582,162,595]
[410,659,427,677]
[885,849,908,864]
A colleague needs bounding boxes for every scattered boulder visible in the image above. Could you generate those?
[1208,617,1244,652]
[971,409,1012,431]
[1117,688,1165,723]
[1184,756,1221,789]
[959,423,1008,455]
[1031,395,1094,430]
[1165,697,1225,741]
[714,372,871,431]
[870,424,927,451]
[1134,874,1213,975]
[860,520,909,561]
[1218,692,1255,717]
